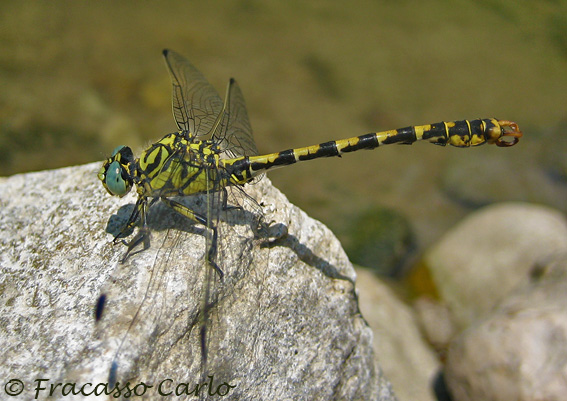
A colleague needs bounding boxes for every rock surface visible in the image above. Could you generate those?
[424,202,567,329]
[356,268,440,401]
[413,296,456,357]
[445,256,567,401]
[0,162,395,401]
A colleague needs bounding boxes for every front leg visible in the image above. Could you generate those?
[113,196,146,243]
[114,196,152,262]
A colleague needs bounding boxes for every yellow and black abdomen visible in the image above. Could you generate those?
[416,118,503,146]
[220,118,521,185]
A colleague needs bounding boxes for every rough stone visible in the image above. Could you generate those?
[413,296,456,357]
[445,256,567,401]
[0,162,395,401]
[424,202,567,329]
[356,268,440,401]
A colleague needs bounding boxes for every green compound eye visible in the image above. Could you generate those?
[105,161,128,196]
[111,145,125,157]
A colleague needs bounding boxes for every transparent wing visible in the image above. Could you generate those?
[213,78,259,158]
[162,49,224,139]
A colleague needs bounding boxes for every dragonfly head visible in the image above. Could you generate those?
[98,145,135,197]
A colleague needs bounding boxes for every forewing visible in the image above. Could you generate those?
[162,49,224,139]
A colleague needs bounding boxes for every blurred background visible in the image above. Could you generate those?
[1,0,565,277]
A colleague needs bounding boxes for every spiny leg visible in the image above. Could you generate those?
[97,197,151,322]
[160,197,224,280]
[162,196,223,382]
[112,196,144,244]
[221,186,244,213]
[115,197,157,263]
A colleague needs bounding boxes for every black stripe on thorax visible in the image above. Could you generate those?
[141,142,172,176]
[175,152,220,193]
[177,164,206,193]
[141,132,184,175]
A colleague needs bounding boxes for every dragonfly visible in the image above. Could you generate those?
[97,49,522,389]
[99,52,522,248]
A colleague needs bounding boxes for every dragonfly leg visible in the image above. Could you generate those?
[112,197,153,262]
[112,197,145,244]
[161,198,224,279]
[121,201,153,262]
[120,226,151,263]
[221,187,243,212]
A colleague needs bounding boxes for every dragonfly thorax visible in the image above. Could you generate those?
[134,132,227,198]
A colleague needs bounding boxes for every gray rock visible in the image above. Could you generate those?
[356,268,440,401]
[413,297,456,357]
[424,202,567,329]
[0,162,395,401]
[445,256,567,401]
